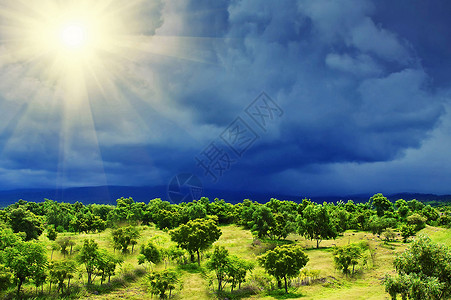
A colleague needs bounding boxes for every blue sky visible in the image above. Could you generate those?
[0,0,451,197]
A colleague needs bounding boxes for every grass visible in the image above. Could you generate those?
[9,224,451,299]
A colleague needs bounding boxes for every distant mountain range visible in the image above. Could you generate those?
[0,185,450,207]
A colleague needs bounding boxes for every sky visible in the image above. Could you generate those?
[0,0,451,198]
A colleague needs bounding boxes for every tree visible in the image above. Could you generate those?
[48,260,77,294]
[148,269,179,299]
[258,244,309,293]
[206,246,254,292]
[111,226,141,254]
[370,193,392,217]
[383,228,397,242]
[297,204,337,248]
[406,213,427,231]
[96,250,122,284]
[250,206,274,239]
[47,226,58,241]
[2,240,47,295]
[77,239,99,285]
[0,228,23,250]
[57,237,69,257]
[225,255,253,291]
[384,236,451,299]
[0,264,14,292]
[268,212,295,240]
[333,243,366,275]
[206,246,229,292]
[138,242,161,271]
[169,218,222,265]
[399,224,415,243]
[8,207,44,240]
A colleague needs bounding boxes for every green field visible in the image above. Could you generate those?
[11,223,446,299]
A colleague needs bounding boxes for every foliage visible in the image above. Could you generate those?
[0,264,14,292]
[77,239,99,285]
[47,225,58,241]
[399,224,416,243]
[2,240,47,295]
[96,249,122,284]
[111,226,141,253]
[48,259,77,294]
[148,269,179,299]
[383,228,397,242]
[385,236,451,299]
[406,213,427,231]
[297,204,337,248]
[370,193,392,217]
[258,244,309,293]
[333,242,367,275]
[138,241,161,270]
[170,218,221,265]
[8,207,44,240]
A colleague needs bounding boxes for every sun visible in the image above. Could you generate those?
[59,23,88,49]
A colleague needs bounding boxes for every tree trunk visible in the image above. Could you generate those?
[70,245,73,255]
[17,279,23,296]
[352,264,355,274]
[218,278,222,291]
[87,272,92,285]
[316,239,320,248]
[284,276,288,294]
[68,277,71,290]
[197,250,200,266]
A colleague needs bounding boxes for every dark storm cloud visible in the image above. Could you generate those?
[0,0,450,196]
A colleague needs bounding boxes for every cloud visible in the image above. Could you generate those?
[0,0,448,197]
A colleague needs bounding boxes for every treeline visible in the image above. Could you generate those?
[1,193,450,243]
[0,193,451,298]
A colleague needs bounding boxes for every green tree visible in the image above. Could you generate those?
[57,237,75,257]
[77,239,99,285]
[3,240,47,295]
[333,243,366,275]
[0,264,14,292]
[407,213,427,231]
[258,244,309,293]
[48,260,77,294]
[399,224,416,243]
[0,228,23,250]
[384,236,451,299]
[251,206,274,239]
[96,250,122,284]
[370,193,392,217]
[383,228,397,242]
[47,226,58,241]
[148,269,179,299]
[138,242,161,271]
[111,226,141,254]
[170,218,222,265]
[297,204,337,248]
[8,207,44,240]
[226,255,253,291]
[268,212,295,240]
[206,246,229,292]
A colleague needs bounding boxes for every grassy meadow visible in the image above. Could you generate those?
[14,223,449,299]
